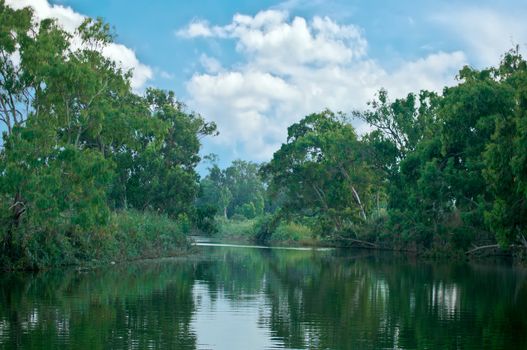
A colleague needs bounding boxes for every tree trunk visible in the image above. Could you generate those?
[350,185,367,221]
[338,166,367,221]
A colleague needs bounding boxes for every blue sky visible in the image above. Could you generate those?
[8,0,527,167]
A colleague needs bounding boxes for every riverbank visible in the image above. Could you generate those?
[5,213,524,271]
[211,218,527,263]
[1,210,193,271]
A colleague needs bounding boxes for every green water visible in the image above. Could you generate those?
[1,244,526,349]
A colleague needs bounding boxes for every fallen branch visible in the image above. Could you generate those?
[465,242,527,255]
[334,235,378,248]
[465,244,500,255]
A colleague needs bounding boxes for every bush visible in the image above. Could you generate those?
[0,210,191,270]
[214,214,315,244]
[215,217,257,239]
[111,210,191,260]
[235,202,257,219]
[253,214,279,243]
[193,205,218,234]
[272,221,313,242]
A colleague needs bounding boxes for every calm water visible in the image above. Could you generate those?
[1,244,526,349]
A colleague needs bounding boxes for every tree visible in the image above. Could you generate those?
[262,111,379,239]
[0,1,33,135]
[121,89,217,218]
[482,49,527,247]
[0,3,217,267]
[198,159,265,220]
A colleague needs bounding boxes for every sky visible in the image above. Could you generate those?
[6,0,527,168]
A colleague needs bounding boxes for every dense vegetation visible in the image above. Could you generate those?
[2,2,527,268]
[0,3,215,268]
[200,49,527,257]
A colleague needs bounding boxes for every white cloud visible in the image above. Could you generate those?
[199,54,223,74]
[6,0,153,90]
[180,10,467,161]
[385,51,466,94]
[432,7,527,67]
[7,0,84,32]
[176,20,215,38]
[179,10,367,73]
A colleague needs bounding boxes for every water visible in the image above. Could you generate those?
[0,244,526,349]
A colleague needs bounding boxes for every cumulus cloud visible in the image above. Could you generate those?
[176,20,216,38]
[6,0,153,90]
[180,10,467,161]
[178,10,367,73]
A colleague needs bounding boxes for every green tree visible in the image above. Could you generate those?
[482,49,527,247]
[0,4,216,267]
[262,111,379,240]
[198,159,265,220]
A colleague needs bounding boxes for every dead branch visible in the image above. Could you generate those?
[465,244,500,254]
[334,235,378,248]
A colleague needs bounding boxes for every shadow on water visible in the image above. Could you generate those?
[0,245,526,349]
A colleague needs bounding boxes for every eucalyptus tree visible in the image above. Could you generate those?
[262,111,380,239]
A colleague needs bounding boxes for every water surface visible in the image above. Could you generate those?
[1,245,526,349]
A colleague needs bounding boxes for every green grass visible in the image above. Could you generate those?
[213,216,316,245]
[215,217,258,240]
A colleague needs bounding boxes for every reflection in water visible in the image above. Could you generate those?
[0,246,526,349]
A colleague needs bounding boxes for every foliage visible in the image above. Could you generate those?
[262,48,527,254]
[110,210,191,260]
[213,215,313,244]
[271,221,314,242]
[0,3,214,268]
[197,159,265,220]
[374,48,527,250]
[262,111,380,240]
[215,217,258,239]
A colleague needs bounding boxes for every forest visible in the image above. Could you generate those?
[1,2,527,269]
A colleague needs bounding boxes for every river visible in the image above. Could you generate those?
[0,243,526,349]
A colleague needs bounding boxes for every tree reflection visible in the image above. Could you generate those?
[194,247,527,349]
[0,261,197,349]
[1,248,526,349]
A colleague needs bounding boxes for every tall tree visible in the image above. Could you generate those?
[262,111,378,239]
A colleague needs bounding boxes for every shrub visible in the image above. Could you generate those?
[216,217,257,239]
[272,221,313,242]
[111,210,191,260]
[194,205,218,234]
